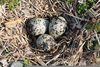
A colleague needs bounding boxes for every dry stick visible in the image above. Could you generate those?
[56,0,66,12]
[52,58,70,66]
[94,30,100,45]
[46,54,61,65]
[72,41,86,64]
[64,13,90,22]
[30,60,39,66]
[21,0,39,11]
[36,56,47,66]
[49,0,56,12]
[46,45,65,65]
[52,61,60,66]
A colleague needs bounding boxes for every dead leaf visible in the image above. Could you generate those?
[4,18,23,28]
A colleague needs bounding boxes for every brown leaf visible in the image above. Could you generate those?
[4,18,23,28]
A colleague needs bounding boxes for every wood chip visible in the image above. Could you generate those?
[4,18,23,28]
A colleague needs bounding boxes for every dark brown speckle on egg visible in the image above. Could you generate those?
[36,34,56,51]
[49,16,68,39]
[27,18,49,36]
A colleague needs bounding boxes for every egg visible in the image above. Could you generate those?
[27,18,49,36]
[49,16,67,39]
[36,34,56,51]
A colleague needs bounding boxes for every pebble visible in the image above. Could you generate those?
[10,61,23,67]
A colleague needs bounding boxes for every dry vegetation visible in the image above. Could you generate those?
[0,0,100,67]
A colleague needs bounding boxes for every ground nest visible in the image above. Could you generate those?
[0,0,100,67]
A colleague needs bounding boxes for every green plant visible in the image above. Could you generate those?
[3,48,11,53]
[86,20,100,32]
[66,0,75,6]
[64,63,68,66]
[86,22,94,31]
[0,0,19,11]
[77,3,89,14]
[77,0,95,15]
[88,0,95,6]
[22,58,32,67]
[95,22,100,32]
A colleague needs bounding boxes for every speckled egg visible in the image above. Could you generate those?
[27,18,49,36]
[36,34,56,51]
[49,16,67,39]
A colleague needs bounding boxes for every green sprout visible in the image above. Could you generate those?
[22,58,32,67]
[88,0,95,6]
[95,22,100,32]
[77,0,95,15]
[86,22,94,31]
[94,40,98,49]
[86,21,100,32]
[77,3,89,14]
[64,63,68,66]
[3,48,11,53]
[66,0,75,6]
[0,0,19,11]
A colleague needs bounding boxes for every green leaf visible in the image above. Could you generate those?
[11,6,15,11]
[7,48,11,52]
[93,40,98,49]
[22,58,30,66]
[3,50,7,53]
[14,0,18,6]
[78,10,81,14]
[94,43,98,49]
[84,13,88,16]
[67,1,70,6]
[95,22,100,32]
[86,22,94,31]
[93,2,95,6]
[1,0,5,4]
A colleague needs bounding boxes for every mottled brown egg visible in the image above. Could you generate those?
[27,18,49,36]
[36,34,56,51]
[49,16,67,39]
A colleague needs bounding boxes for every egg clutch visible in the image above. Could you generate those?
[27,16,68,52]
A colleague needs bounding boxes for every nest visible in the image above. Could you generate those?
[0,0,100,66]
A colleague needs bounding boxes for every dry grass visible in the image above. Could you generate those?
[0,0,100,66]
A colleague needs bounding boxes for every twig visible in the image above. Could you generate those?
[36,56,47,66]
[30,60,39,66]
[65,13,90,22]
[72,41,86,61]
[46,54,61,65]
[94,30,100,45]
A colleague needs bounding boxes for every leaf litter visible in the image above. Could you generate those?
[0,0,100,66]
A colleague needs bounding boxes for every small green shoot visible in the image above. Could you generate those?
[3,48,11,53]
[22,58,32,67]
[77,3,89,15]
[77,0,95,15]
[91,40,98,50]
[66,0,74,6]
[95,22,100,32]
[64,63,68,66]
[86,22,94,31]
[0,0,19,11]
